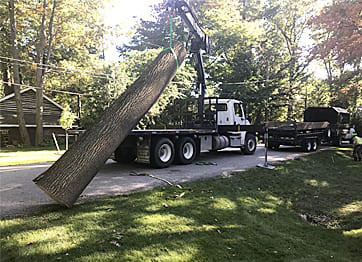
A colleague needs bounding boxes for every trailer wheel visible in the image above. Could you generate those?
[114,147,136,163]
[176,137,197,164]
[150,137,175,168]
[242,134,256,155]
[303,140,312,152]
[311,140,318,151]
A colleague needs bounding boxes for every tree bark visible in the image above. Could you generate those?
[33,42,186,207]
[8,0,31,145]
[35,0,48,146]
[1,60,12,95]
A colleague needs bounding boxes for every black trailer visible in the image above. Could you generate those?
[267,121,330,152]
[304,107,352,146]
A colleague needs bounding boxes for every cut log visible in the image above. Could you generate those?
[33,42,187,207]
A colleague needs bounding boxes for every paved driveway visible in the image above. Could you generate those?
[0,145,319,219]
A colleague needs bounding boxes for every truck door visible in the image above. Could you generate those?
[233,102,247,125]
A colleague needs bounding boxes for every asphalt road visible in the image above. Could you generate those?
[0,145,319,219]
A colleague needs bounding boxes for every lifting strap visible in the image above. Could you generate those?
[163,14,179,70]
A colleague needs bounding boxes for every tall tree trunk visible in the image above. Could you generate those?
[34,0,56,146]
[1,61,12,95]
[33,42,186,207]
[35,0,48,146]
[8,0,31,145]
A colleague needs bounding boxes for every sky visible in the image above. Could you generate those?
[103,0,163,60]
[103,0,330,78]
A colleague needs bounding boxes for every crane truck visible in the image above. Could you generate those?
[113,0,261,168]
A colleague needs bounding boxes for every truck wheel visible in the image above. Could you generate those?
[176,137,197,164]
[303,140,312,152]
[242,134,256,155]
[150,137,175,168]
[311,140,318,151]
[114,147,136,163]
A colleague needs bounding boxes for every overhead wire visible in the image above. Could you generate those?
[1,81,91,96]
[0,55,113,79]
[0,60,112,82]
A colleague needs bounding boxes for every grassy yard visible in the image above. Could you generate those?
[0,149,361,261]
[0,147,64,166]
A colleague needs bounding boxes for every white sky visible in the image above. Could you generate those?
[103,0,163,60]
[103,0,330,78]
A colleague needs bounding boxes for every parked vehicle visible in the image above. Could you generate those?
[267,121,330,152]
[267,107,354,152]
[304,107,354,146]
[114,98,260,168]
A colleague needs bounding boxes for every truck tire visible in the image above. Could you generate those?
[114,147,136,163]
[242,134,256,155]
[176,137,197,164]
[303,140,312,152]
[150,137,175,168]
[311,139,318,151]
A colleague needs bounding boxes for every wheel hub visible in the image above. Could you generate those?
[159,144,172,163]
[183,142,194,160]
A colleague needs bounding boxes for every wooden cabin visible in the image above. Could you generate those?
[0,87,73,146]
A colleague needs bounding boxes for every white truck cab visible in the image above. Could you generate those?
[204,98,250,126]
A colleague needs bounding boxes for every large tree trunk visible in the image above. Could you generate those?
[35,0,48,146]
[9,0,31,145]
[33,42,186,207]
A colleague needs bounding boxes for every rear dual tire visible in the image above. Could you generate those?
[303,139,318,152]
[150,137,197,168]
[175,137,197,165]
[150,138,175,168]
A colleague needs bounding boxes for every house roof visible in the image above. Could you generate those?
[0,87,63,110]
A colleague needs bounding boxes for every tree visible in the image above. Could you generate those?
[8,0,31,145]
[33,42,186,207]
[263,0,314,120]
[310,0,362,111]
[35,0,57,146]
[311,0,362,65]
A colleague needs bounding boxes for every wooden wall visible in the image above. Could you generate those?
[0,89,62,126]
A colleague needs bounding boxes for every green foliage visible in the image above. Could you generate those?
[59,104,76,130]
[1,0,357,130]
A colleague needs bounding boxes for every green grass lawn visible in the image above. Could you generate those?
[0,149,361,261]
[0,147,64,166]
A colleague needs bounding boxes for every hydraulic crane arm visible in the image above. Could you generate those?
[166,0,210,124]
[169,0,210,53]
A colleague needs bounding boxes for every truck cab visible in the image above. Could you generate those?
[204,99,249,126]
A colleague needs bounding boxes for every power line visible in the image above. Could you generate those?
[0,59,110,81]
[0,55,113,79]
[1,81,91,96]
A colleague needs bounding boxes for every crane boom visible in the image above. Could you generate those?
[166,0,210,124]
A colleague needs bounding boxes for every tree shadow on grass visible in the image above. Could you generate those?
[1,149,361,262]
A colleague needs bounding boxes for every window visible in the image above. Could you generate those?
[234,103,243,118]
[205,103,227,112]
